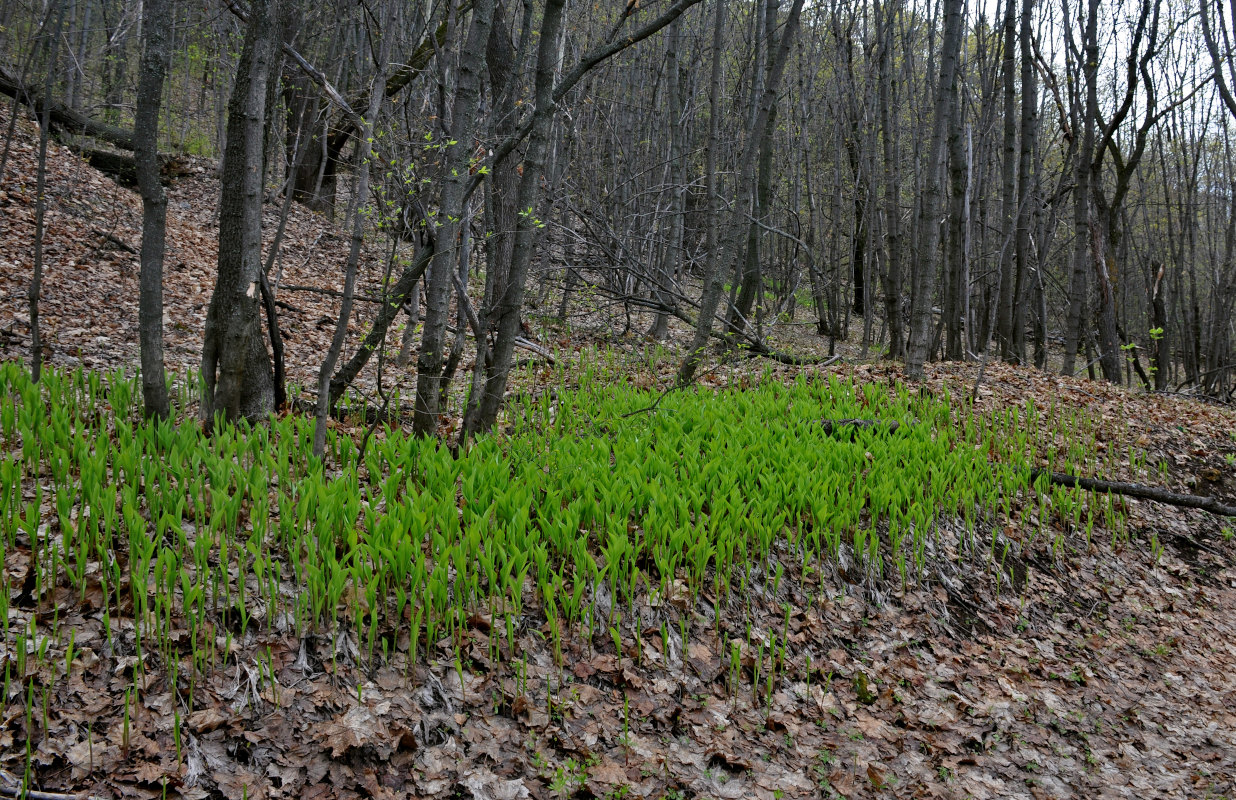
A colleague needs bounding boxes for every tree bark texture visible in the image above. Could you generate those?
[201,0,281,426]
[413,0,496,436]
[135,0,173,420]
[905,0,964,380]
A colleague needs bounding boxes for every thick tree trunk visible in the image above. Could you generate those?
[135,0,172,420]
[201,0,280,426]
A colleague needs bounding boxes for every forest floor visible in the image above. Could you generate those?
[2,106,1236,800]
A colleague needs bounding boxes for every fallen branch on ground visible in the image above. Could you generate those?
[818,419,1236,518]
[0,770,104,800]
[1028,469,1236,517]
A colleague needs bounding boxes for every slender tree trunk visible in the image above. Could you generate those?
[650,18,684,340]
[876,0,904,360]
[906,0,964,380]
[330,247,434,404]
[729,0,780,336]
[135,0,173,420]
[1012,0,1037,363]
[29,2,64,384]
[943,65,967,361]
[395,280,423,368]
[679,0,804,385]
[1061,0,1096,378]
[312,0,395,457]
[414,0,496,436]
[462,0,568,436]
[996,0,1017,359]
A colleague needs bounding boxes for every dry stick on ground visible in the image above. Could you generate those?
[91,228,137,254]
[0,770,105,800]
[280,284,388,304]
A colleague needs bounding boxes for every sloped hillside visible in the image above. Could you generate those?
[1,103,1236,800]
[0,102,400,398]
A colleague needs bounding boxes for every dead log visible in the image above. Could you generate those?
[818,418,1236,518]
[91,228,137,254]
[1030,469,1236,517]
[0,65,135,150]
[79,148,193,187]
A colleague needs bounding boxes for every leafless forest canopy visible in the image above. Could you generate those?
[2,0,1234,423]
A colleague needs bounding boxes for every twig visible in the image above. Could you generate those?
[90,228,136,254]
[0,771,105,800]
[280,284,386,304]
[513,336,556,365]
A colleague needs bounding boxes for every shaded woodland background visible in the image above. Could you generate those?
[1,0,1235,429]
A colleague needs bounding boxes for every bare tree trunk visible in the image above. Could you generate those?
[29,2,64,384]
[414,0,496,436]
[1012,0,1037,363]
[995,0,1017,359]
[395,280,423,368]
[943,60,967,361]
[438,199,474,407]
[201,0,280,426]
[1061,0,1095,378]
[729,0,779,336]
[462,0,568,436]
[649,18,684,340]
[678,0,804,385]
[876,0,904,360]
[312,0,396,457]
[135,0,172,419]
[906,0,964,380]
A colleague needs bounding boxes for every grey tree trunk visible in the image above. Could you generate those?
[201,0,280,426]
[29,1,64,384]
[995,0,1017,360]
[876,0,905,360]
[1061,0,1093,378]
[1012,0,1037,363]
[413,0,496,436]
[312,0,396,458]
[729,0,779,336]
[135,0,172,420]
[905,0,964,380]
[943,57,967,361]
[649,18,685,340]
[678,0,804,385]
[462,0,567,436]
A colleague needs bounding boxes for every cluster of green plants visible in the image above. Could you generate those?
[0,356,1127,762]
